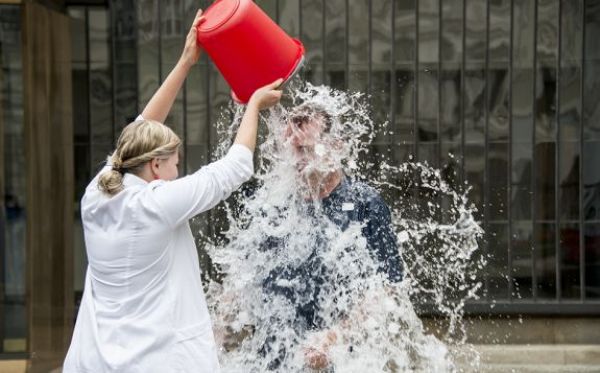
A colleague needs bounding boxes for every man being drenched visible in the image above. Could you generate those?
[260,103,404,371]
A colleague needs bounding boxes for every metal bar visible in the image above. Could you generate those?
[181,0,188,173]
[65,0,107,5]
[197,0,206,150]
[460,0,466,182]
[205,2,211,157]
[156,1,162,83]
[322,0,326,85]
[275,0,280,24]
[390,0,396,144]
[0,3,6,346]
[531,0,539,300]
[133,1,140,115]
[86,7,93,172]
[555,0,562,301]
[580,0,586,301]
[414,0,419,160]
[157,0,162,84]
[345,0,349,89]
[299,0,303,80]
[507,0,514,300]
[0,352,30,360]
[437,0,442,167]
[299,0,303,37]
[367,0,372,95]
[449,301,600,316]
[109,1,117,143]
[483,0,491,300]
[203,0,213,238]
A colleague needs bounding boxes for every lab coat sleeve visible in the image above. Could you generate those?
[150,144,254,227]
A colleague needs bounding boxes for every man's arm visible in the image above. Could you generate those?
[363,194,404,282]
[303,193,402,370]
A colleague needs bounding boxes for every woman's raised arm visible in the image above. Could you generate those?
[141,9,204,123]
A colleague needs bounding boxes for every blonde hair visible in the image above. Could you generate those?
[98,119,181,196]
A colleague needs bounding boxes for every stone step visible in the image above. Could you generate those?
[478,363,600,373]
[0,360,26,373]
[474,344,600,365]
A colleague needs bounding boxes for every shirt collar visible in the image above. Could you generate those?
[326,174,349,199]
[123,172,148,188]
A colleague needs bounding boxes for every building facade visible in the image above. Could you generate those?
[1,0,599,370]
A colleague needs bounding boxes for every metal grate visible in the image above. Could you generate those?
[69,0,600,314]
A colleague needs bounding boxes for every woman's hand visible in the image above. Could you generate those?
[180,9,205,68]
[234,79,283,151]
[248,79,284,111]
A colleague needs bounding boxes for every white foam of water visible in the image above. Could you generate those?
[202,81,485,372]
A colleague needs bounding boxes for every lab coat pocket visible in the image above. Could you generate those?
[171,324,221,373]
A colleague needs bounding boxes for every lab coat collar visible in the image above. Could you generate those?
[123,172,149,188]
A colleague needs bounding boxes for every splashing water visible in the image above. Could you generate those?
[202,81,486,372]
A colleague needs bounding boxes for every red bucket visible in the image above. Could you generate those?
[197,0,305,103]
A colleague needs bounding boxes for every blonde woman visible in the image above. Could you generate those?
[63,10,283,373]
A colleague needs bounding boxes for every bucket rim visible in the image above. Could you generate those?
[198,0,241,32]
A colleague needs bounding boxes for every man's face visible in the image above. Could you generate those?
[284,114,326,174]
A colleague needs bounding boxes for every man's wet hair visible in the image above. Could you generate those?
[288,103,334,133]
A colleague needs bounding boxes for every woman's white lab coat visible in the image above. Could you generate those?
[63,141,254,373]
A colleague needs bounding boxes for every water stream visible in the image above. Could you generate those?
[201,82,486,372]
